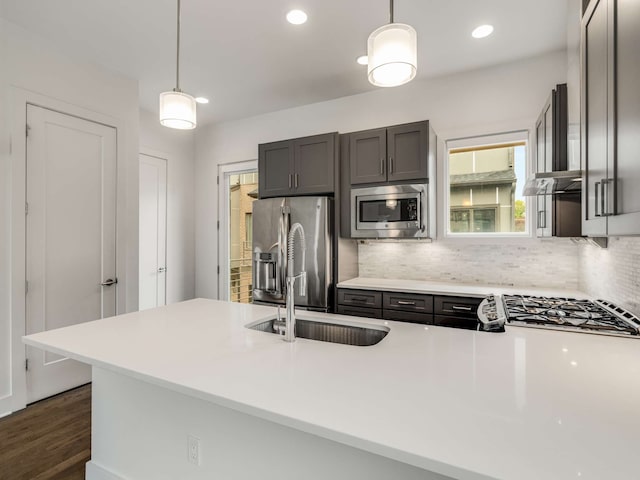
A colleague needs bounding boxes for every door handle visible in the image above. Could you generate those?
[101,278,117,286]
[594,181,601,217]
[288,174,292,189]
[389,157,394,174]
[158,267,166,273]
[380,157,385,175]
[294,173,299,188]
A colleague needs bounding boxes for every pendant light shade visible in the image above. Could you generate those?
[159,0,197,129]
[159,91,197,129]
[367,0,417,88]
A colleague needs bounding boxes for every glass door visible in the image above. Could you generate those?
[218,161,258,303]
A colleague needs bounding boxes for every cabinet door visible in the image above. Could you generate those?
[259,140,294,198]
[609,0,640,235]
[581,0,609,236]
[293,133,335,195]
[387,122,428,182]
[349,128,387,185]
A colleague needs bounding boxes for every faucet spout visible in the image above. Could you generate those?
[284,223,306,342]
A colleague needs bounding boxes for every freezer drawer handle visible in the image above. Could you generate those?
[101,278,118,286]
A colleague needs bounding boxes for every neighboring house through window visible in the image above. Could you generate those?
[446,133,529,236]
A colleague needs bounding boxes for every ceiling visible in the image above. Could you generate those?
[0,0,571,126]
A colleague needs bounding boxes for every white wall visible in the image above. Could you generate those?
[0,19,140,415]
[195,50,572,299]
[139,109,196,304]
[0,20,11,414]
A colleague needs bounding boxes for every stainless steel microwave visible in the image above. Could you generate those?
[350,184,429,238]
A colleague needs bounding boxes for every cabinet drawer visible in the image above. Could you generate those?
[383,309,433,325]
[337,289,382,308]
[383,292,433,313]
[433,315,479,331]
[434,296,483,319]
[337,305,383,319]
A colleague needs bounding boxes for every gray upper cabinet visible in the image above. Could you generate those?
[259,140,294,198]
[349,121,432,186]
[349,128,387,185]
[534,84,578,238]
[259,132,337,198]
[581,0,640,236]
[608,0,640,235]
[387,122,429,182]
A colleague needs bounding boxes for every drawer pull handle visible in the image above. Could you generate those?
[451,305,472,311]
[397,300,416,306]
[351,297,368,302]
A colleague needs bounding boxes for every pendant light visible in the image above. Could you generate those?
[367,0,417,87]
[159,0,196,129]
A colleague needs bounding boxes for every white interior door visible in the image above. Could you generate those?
[25,104,117,403]
[139,154,167,310]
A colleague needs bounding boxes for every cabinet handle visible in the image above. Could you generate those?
[289,174,292,189]
[380,157,385,175]
[295,173,299,188]
[601,178,612,217]
[351,296,368,302]
[451,305,472,311]
[389,157,394,174]
[594,181,601,217]
[600,179,607,217]
[540,210,546,229]
[397,300,416,306]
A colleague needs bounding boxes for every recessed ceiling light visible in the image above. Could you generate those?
[356,55,368,66]
[195,97,209,104]
[286,9,308,25]
[472,24,494,39]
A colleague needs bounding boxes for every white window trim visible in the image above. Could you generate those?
[444,130,533,239]
[217,160,258,301]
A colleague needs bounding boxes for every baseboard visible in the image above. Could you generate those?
[86,461,127,480]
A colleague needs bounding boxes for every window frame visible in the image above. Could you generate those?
[444,131,532,239]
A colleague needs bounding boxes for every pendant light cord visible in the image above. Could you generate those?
[175,0,181,91]
[389,0,394,23]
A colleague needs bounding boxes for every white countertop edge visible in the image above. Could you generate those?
[22,332,495,480]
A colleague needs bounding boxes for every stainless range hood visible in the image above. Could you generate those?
[522,170,583,195]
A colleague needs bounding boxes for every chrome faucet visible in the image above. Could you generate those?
[284,223,306,342]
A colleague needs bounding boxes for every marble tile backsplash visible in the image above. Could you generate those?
[358,239,580,290]
[578,237,640,315]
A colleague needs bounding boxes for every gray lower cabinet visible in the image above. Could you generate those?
[337,289,484,330]
[349,121,433,186]
[259,132,337,198]
[582,0,640,236]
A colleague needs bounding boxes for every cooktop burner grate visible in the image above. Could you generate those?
[502,295,640,336]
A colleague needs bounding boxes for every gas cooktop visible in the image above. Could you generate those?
[476,294,640,338]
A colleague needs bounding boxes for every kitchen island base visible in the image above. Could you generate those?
[87,367,454,480]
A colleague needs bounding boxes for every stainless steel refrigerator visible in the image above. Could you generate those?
[252,196,333,311]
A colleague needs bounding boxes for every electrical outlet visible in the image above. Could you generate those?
[187,435,201,466]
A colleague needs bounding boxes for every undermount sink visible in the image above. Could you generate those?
[246,316,389,347]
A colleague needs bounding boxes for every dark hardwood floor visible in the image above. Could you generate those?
[0,384,91,480]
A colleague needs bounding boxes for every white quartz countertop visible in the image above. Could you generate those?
[338,277,588,299]
[24,299,640,480]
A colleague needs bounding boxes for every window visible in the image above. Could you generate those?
[446,133,529,236]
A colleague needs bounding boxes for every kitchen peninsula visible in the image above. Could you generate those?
[24,298,640,480]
